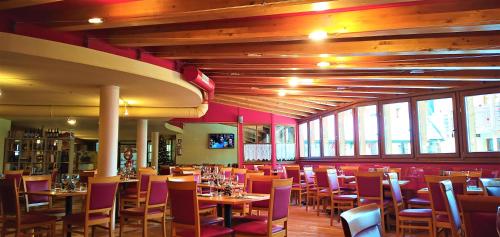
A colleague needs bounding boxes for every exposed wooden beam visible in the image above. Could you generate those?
[214,98,303,119]
[216,88,389,98]
[303,99,339,107]
[218,94,318,114]
[154,33,500,59]
[106,1,500,47]
[251,97,333,110]
[0,0,61,10]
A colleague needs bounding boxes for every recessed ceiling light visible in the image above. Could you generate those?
[0,89,2,96]
[278,90,287,97]
[246,53,263,57]
[317,61,331,68]
[67,117,77,126]
[308,30,328,41]
[312,2,330,11]
[301,78,314,85]
[289,77,299,87]
[319,54,330,58]
[88,17,104,24]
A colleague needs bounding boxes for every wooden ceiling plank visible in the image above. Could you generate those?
[215,89,385,98]
[251,97,332,110]
[224,95,321,113]
[217,95,313,116]
[0,0,61,10]
[214,98,304,119]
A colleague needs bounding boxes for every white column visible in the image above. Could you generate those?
[136,119,148,169]
[151,132,160,169]
[97,85,120,177]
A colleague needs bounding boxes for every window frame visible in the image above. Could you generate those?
[337,107,356,158]
[412,93,460,159]
[355,102,381,158]
[321,112,337,158]
[243,124,272,163]
[308,118,322,158]
[459,87,500,158]
[275,124,297,162]
[380,98,413,159]
[298,122,309,159]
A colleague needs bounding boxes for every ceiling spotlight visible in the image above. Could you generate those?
[0,88,2,96]
[288,77,299,87]
[317,61,331,68]
[67,117,77,126]
[319,54,330,58]
[278,90,287,97]
[88,17,103,24]
[308,30,328,41]
[301,78,314,85]
[312,2,330,11]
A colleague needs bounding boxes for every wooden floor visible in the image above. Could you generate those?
[43,204,431,237]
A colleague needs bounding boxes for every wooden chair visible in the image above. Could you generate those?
[338,166,358,193]
[314,168,331,216]
[328,169,357,226]
[4,170,24,191]
[425,175,467,237]
[303,166,317,211]
[79,170,98,184]
[284,166,305,206]
[62,176,120,237]
[221,167,233,179]
[0,179,57,237]
[340,203,382,237]
[387,173,433,236]
[233,178,293,237]
[356,172,390,233]
[233,168,247,185]
[248,175,281,215]
[120,175,169,237]
[258,165,272,176]
[479,178,500,196]
[439,180,465,237]
[121,168,157,209]
[168,180,233,237]
[458,195,500,237]
[22,175,65,216]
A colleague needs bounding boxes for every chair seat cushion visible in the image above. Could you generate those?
[30,207,65,215]
[21,214,57,225]
[359,198,390,206]
[399,208,432,218]
[199,202,217,210]
[121,193,146,199]
[232,215,267,225]
[233,221,284,236]
[332,194,357,201]
[120,207,163,216]
[339,186,356,191]
[176,225,234,237]
[407,197,431,206]
[200,216,224,225]
[62,213,110,224]
[435,214,449,223]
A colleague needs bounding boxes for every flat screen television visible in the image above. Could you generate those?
[208,133,235,149]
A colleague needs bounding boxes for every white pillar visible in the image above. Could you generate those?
[97,85,120,177]
[136,119,148,169]
[151,132,160,169]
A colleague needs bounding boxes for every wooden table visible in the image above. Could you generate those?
[349,180,410,187]
[197,193,270,227]
[417,186,483,195]
[197,183,244,189]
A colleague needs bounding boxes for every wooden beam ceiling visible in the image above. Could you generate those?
[0,0,61,10]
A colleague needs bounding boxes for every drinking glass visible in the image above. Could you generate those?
[496,206,500,236]
[61,174,69,191]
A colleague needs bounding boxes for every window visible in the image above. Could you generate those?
[299,123,308,157]
[243,125,271,162]
[464,92,500,152]
[322,115,336,156]
[417,97,456,154]
[383,102,411,155]
[338,109,354,156]
[357,105,379,155]
[310,119,321,157]
[276,125,296,161]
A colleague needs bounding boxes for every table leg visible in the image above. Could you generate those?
[223,204,233,227]
[65,196,73,237]
[216,204,223,217]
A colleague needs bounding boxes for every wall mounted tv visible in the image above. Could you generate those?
[209,134,235,149]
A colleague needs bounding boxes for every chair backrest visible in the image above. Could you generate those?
[145,175,169,211]
[480,178,500,196]
[356,172,383,204]
[340,166,359,176]
[388,168,402,179]
[168,180,200,237]
[440,180,464,237]
[4,170,24,189]
[303,166,314,184]
[85,176,120,217]
[387,174,404,215]
[79,170,97,184]
[233,168,247,184]
[221,167,232,179]
[285,166,301,185]
[313,168,329,189]
[22,175,51,209]
[266,179,292,235]
[138,169,157,193]
[458,195,499,237]
[259,165,272,176]
[0,179,21,224]
[248,175,281,209]
[425,175,466,214]
[159,165,171,175]
[245,172,264,192]
[340,203,382,237]
[327,169,341,193]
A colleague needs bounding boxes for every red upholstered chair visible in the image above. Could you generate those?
[303,166,317,211]
[168,180,233,237]
[159,165,171,175]
[328,169,357,226]
[233,178,293,237]
[79,170,97,184]
[22,175,65,216]
[458,195,500,237]
[259,165,272,176]
[439,180,465,237]
[355,172,390,233]
[233,168,247,185]
[62,176,120,237]
[0,179,57,237]
[480,178,500,196]
[248,175,281,216]
[4,170,24,191]
[425,175,466,237]
[221,167,232,179]
[338,166,358,194]
[314,168,331,215]
[340,203,382,237]
[284,166,305,206]
[121,168,157,209]
[387,173,433,236]
[120,175,169,237]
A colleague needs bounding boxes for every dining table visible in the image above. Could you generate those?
[417,186,484,195]
[197,193,270,227]
[348,180,410,187]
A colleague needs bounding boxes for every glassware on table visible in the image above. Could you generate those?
[497,206,500,236]
[61,174,69,191]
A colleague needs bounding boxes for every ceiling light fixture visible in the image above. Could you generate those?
[317,61,331,68]
[88,17,104,24]
[67,117,77,126]
[319,54,330,58]
[308,30,328,41]
[278,90,287,97]
[312,2,330,11]
[288,77,299,87]
[123,101,129,116]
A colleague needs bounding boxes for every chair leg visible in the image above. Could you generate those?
[142,219,148,237]
[161,217,167,237]
[83,225,89,237]
[119,216,124,237]
[108,222,114,237]
[51,223,56,237]
[316,196,320,216]
[62,223,67,237]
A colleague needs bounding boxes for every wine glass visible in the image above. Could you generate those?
[496,206,500,236]
[61,174,69,191]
